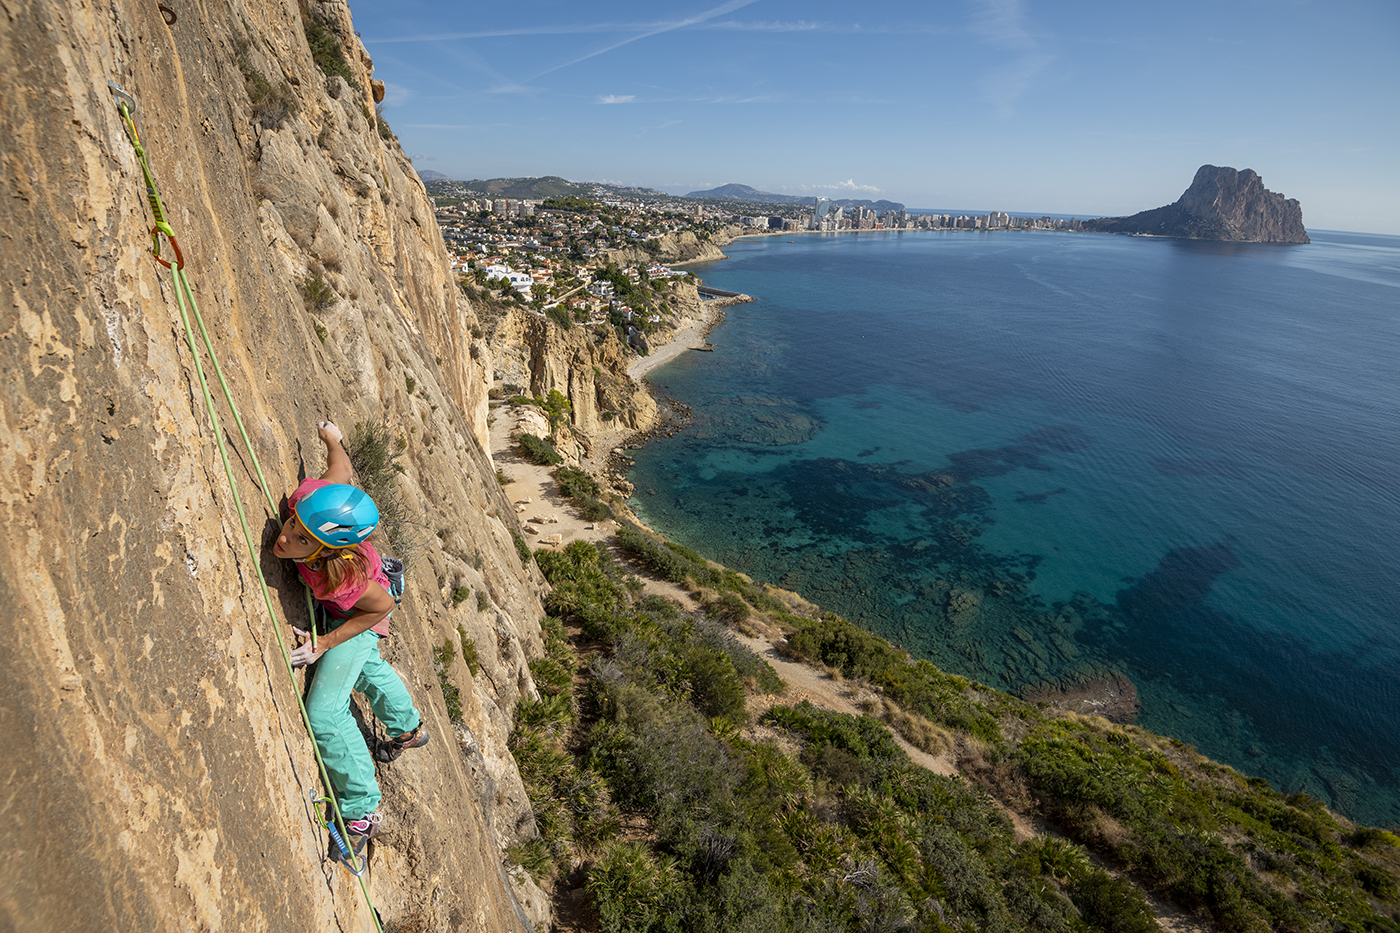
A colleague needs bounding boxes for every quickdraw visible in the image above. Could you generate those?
[313,794,366,877]
[109,82,184,270]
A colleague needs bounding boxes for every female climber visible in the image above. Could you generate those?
[272,420,430,859]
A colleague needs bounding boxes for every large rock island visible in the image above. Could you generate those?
[1084,164,1309,244]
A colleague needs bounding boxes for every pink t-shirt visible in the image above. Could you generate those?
[289,478,392,636]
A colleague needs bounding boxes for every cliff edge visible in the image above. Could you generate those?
[1084,164,1309,244]
[1,1,550,930]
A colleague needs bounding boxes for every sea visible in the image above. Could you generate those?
[624,228,1400,828]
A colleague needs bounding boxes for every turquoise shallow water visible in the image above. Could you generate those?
[626,229,1400,826]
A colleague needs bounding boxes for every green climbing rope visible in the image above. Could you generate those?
[109,81,384,933]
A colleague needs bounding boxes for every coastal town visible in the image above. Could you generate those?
[426,177,1085,342]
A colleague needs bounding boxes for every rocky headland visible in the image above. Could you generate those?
[1083,164,1309,244]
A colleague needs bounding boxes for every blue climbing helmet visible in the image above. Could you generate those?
[295,484,380,553]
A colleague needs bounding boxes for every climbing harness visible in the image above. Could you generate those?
[109,81,384,932]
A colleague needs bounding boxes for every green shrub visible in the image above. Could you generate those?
[506,837,551,879]
[235,38,296,130]
[1346,827,1400,850]
[1356,862,1400,900]
[508,613,619,881]
[587,841,681,933]
[556,466,610,522]
[684,645,747,722]
[542,389,573,430]
[450,585,470,607]
[556,466,600,500]
[513,531,533,567]
[783,612,1005,741]
[616,524,694,583]
[518,433,563,466]
[346,420,424,571]
[706,591,751,626]
[431,638,463,723]
[1067,867,1160,933]
[302,15,358,88]
[458,627,480,675]
[301,272,335,312]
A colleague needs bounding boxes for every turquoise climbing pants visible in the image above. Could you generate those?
[305,627,421,821]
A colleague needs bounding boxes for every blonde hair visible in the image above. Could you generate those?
[306,544,374,598]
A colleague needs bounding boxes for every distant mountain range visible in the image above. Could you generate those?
[683,183,806,204]
[685,183,903,213]
[419,174,906,213]
[420,174,668,201]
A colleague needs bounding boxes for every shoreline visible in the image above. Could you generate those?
[626,304,726,380]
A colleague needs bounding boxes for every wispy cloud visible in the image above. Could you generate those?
[373,24,628,43]
[700,19,950,35]
[701,19,829,32]
[780,179,884,194]
[968,0,1054,116]
[400,123,514,130]
[580,91,781,106]
[527,0,761,80]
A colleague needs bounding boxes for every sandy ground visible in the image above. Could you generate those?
[490,328,1214,933]
[627,306,720,380]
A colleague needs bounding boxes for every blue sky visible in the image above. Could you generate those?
[353,1,1399,234]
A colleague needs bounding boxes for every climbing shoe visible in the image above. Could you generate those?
[345,813,383,855]
[376,724,430,763]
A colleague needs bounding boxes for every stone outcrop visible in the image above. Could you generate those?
[2,1,549,929]
[603,227,736,267]
[1021,671,1141,724]
[490,308,660,439]
[1084,165,1309,244]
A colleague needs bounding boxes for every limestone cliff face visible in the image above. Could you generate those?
[2,1,548,930]
[1084,164,1309,244]
[603,227,732,267]
[492,309,659,439]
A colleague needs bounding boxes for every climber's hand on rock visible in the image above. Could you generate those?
[317,421,342,444]
[290,627,320,667]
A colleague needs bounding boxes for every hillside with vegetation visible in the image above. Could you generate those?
[497,502,1400,933]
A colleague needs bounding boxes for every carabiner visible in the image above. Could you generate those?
[151,226,184,270]
[107,81,137,119]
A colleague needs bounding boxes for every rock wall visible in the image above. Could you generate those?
[602,227,733,267]
[1084,164,1309,244]
[491,307,660,439]
[1,1,549,930]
